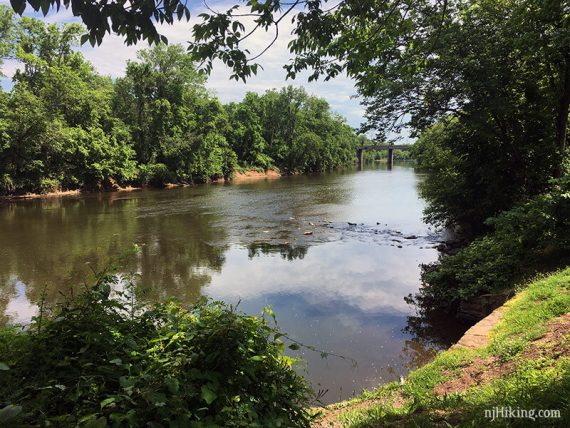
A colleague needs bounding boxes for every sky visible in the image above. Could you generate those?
[0,1,367,129]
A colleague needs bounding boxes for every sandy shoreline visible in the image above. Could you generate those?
[232,169,281,183]
[0,170,283,201]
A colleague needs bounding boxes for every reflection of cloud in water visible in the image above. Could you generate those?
[5,281,37,325]
[202,241,441,403]
[226,290,431,403]
[0,165,449,404]
[206,242,437,315]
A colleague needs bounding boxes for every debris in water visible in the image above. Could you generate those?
[303,231,313,235]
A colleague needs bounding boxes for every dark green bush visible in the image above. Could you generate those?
[419,176,570,304]
[138,163,174,187]
[0,276,312,427]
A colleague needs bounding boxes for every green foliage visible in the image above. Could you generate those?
[226,86,359,174]
[328,268,570,427]
[60,127,137,189]
[0,276,312,427]
[138,163,174,188]
[419,177,570,303]
[413,112,558,235]
[8,0,191,46]
[0,12,360,196]
[0,15,140,195]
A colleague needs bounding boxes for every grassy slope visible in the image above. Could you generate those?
[316,268,570,427]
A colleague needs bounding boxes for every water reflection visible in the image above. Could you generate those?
[247,242,309,261]
[0,164,464,403]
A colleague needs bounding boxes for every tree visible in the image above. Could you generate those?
[0,15,136,194]
[226,93,272,169]
[8,0,191,46]
[113,44,240,184]
[0,6,14,71]
[225,85,358,174]
[113,43,207,164]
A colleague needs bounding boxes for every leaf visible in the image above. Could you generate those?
[119,376,137,389]
[201,385,217,405]
[0,405,22,422]
[9,0,26,15]
[100,397,116,409]
[84,416,108,428]
[288,343,300,351]
[0,362,9,370]
[40,0,50,15]
[165,377,179,394]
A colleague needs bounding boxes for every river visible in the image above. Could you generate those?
[0,163,464,404]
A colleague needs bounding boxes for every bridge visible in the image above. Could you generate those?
[356,145,410,170]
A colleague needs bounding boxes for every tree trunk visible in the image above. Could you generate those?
[554,54,570,177]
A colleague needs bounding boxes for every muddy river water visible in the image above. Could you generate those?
[0,163,464,403]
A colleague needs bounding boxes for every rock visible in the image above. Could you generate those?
[404,235,417,239]
[376,222,380,225]
[397,245,403,248]
[303,231,313,235]
[348,222,357,226]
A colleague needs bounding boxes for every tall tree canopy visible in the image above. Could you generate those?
[0,9,360,195]
[8,1,568,146]
[4,1,570,234]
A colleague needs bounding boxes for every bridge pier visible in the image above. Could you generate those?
[356,144,407,171]
[357,148,364,170]
[387,148,394,170]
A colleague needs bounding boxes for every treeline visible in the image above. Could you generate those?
[403,0,570,312]
[0,10,360,196]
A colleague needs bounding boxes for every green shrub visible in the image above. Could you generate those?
[138,163,174,187]
[38,177,61,194]
[0,276,312,427]
[0,173,14,195]
[419,176,570,304]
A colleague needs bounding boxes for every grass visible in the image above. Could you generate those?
[316,268,570,427]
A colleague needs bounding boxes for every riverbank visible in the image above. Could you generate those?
[232,168,282,183]
[0,169,283,201]
[313,268,570,427]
